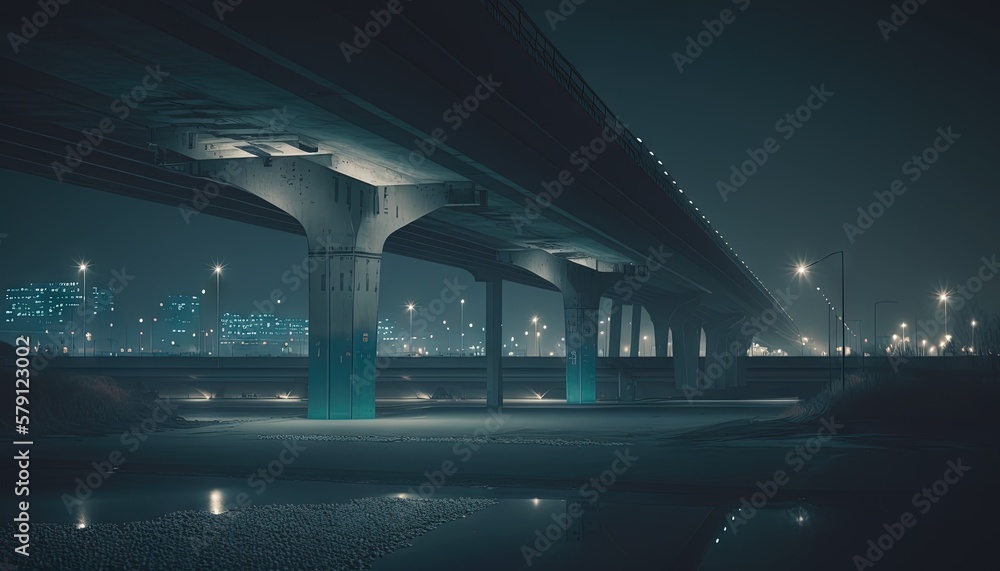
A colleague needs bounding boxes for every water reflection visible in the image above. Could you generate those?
[209,489,224,515]
[25,474,997,570]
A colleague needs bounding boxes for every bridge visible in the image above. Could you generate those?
[1,0,797,418]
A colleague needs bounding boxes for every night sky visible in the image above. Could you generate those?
[1,0,998,350]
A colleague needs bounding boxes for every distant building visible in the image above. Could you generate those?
[219,313,309,356]
[4,282,113,353]
[159,295,201,354]
[378,318,404,356]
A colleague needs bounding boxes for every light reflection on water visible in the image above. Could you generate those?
[24,473,994,570]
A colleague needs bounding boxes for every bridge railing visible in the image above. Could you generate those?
[481,0,791,318]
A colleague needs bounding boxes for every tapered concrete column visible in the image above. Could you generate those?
[702,314,744,390]
[672,319,702,393]
[629,304,643,356]
[499,251,626,404]
[647,293,703,358]
[608,299,623,357]
[195,157,477,418]
[484,278,503,411]
[735,334,753,387]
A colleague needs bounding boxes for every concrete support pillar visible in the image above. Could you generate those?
[629,304,643,357]
[196,157,477,418]
[647,293,703,359]
[702,314,744,391]
[499,251,626,404]
[608,299,623,358]
[484,278,503,411]
[672,319,702,392]
[653,318,669,357]
[735,334,753,388]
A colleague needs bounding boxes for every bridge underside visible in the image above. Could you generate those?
[0,0,797,417]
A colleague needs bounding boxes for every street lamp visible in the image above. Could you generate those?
[213,264,224,360]
[801,337,808,356]
[531,316,539,357]
[971,319,977,354]
[796,251,845,389]
[900,323,907,355]
[77,261,89,357]
[460,299,465,357]
[937,291,952,354]
[406,303,416,357]
[873,300,897,356]
[643,335,649,357]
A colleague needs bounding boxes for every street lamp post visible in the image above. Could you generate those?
[971,319,977,354]
[873,300,897,356]
[531,316,539,357]
[406,303,415,357]
[213,265,223,360]
[78,262,89,356]
[797,251,845,390]
[848,319,864,371]
[801,337,808,356]
[460,299,465,357]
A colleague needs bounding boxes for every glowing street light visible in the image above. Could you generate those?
[406,303,416,357]
[971,319,977,354]
[531,316,539,357]
[795,251,846,389]
[77,261,89,357]
[460,299,465,357]
[937,291,950,353]
[211,263,225,360]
